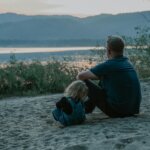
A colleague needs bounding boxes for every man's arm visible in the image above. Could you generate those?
[76,70,99,80]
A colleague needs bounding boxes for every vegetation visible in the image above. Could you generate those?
[0,58,85,98]
[125,26,150,78]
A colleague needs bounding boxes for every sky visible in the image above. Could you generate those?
[0,0,150,17]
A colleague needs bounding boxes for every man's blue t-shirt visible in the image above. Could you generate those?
[90,55,142,115]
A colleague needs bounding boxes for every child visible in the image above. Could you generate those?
[52,80,88,126]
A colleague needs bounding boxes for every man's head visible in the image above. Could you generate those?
[106,35,125,58]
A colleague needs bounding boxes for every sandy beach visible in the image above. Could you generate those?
[0,80,150,150]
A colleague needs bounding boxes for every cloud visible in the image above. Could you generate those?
[44,0,150,16]
[0,0,149,16]
[0,0,63,15]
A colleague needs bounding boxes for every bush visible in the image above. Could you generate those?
[0,60,81,98]
[125,26,150,78]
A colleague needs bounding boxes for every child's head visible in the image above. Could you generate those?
[64,80,88,101]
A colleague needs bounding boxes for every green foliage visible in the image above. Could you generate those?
[134,26,150,52]
[0,60,79,98]
[127,26,150,78]
[129,55,150,79]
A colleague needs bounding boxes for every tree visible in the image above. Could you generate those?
[133,26,150,54]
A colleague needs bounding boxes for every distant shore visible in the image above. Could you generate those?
[0,47,100,62]
[0,47,100,54]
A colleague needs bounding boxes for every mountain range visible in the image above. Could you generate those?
[0,11,150,47]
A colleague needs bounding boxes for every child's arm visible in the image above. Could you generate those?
[56,97,73,114]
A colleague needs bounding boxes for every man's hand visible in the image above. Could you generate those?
[76,70,99,80]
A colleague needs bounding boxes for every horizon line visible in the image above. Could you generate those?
[0,10,149,18]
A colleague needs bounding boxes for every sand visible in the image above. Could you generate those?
[0,80,150,150]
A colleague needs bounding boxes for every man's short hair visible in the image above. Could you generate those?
[107,36,125,53]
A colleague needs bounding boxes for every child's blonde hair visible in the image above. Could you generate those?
[64,80,88,101]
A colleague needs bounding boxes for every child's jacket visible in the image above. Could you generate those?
[52,97,86,126]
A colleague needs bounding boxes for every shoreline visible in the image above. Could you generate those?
[0,47,99,54]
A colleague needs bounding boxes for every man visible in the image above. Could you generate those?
[77,36,142,117]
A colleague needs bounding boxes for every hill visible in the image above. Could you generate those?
[0,11,150,47]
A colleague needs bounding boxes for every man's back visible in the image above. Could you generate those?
[90,56,142,115]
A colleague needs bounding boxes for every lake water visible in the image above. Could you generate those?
[0,47,101,62]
